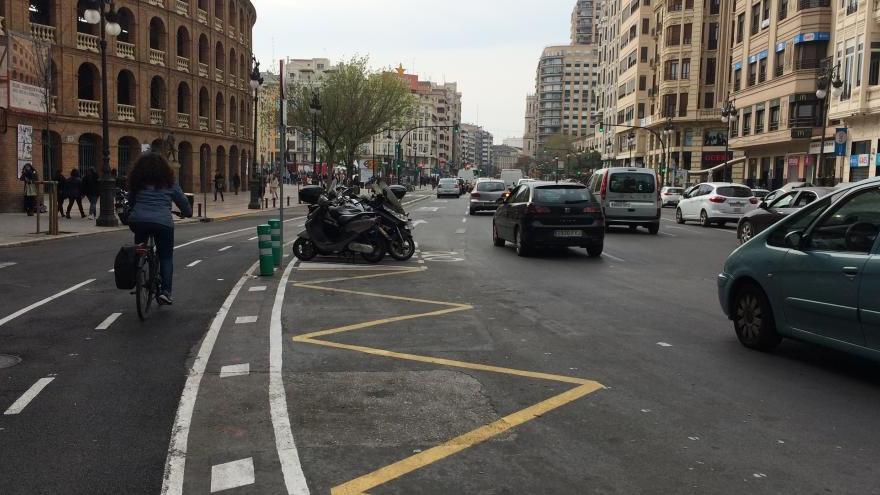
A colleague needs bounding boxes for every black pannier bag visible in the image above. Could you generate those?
[114,245,138,290]
[299,186,324,205]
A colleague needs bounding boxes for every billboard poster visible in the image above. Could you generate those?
[0,31,8,109]
[6,33,51,114]
[17,124,34,178]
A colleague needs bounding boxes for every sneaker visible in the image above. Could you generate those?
[158,293,174,305]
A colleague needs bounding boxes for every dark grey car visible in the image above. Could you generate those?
[469,180,507,214]
[737,187,834,244]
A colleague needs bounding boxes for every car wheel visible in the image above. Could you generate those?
[675,208,685,224]
[492,223,505,247]
[648,223,660,235]
[740,221,755,244]
[586,244,603,257]
[514,228,530,257]
[700,210,711,228]
[733,284,782,351]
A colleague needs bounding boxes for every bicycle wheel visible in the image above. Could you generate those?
[136,256,155,321]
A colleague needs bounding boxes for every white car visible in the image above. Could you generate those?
[437,178,461,198]
[675,182,758,227]
[660,186,684,207]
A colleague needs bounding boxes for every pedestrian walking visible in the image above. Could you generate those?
[269,174,279,200]
[19,163,39,216]
[64,168,85,219]
[82,167,100,220]
[213,172,225,202]
[232,173,241,195]
[54,170,67,215]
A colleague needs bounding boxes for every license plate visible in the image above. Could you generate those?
[554,230,582,238]
[610,201,629,208]
[733,207,742,213]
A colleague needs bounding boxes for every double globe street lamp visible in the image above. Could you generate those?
[720,96,737,183]
[309,92,322,181]
[248,58,264,209]
[815,63,844,185]
[83,0,121,227]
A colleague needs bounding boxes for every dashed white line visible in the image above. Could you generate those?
[659,232,677,237]
[186,260,202,268]
[248,236,258,241]
[249,286,267,292]
[235,316,258,324]
[462,218,468,223]
[602,252,626,263]
[4,377,55,415]
[210,457,255,493]
[0,279,96,327]
[657,342,673,347]
[219,363,250,378]
[108,268,115,273]
[160,261,258,495]
[95,313,122,330]
[218,246,233,252]
[0,262,18,269]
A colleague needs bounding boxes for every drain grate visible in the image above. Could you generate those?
[0,354,22,369]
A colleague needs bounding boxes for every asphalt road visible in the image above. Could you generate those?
[2,192,880,494]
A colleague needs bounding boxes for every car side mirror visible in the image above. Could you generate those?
[784,231,803,249]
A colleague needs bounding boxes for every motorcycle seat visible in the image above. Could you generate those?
[330,206,371,225]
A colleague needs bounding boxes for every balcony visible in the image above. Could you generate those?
[228,25,235,38]
[0,16,6,36]
[116,41,135,60]
[178,113,191,129]
[797,0,829,9]
[774,65,784,77]
[240,33,245,44]
[150,108,166,125]
[176,56,190,73]
[215,69,224,83]
[876,0,880,20]
[78,99,100,118]
[769,121,780,131]
[215,120,224,134]
[794,58,822,70]
[229,125,237,137]
[30,23,56,43]
[197,9,208,25]
[149,48,166,67]
[199,116,209,131]
[50,96,58,113]
[214,17,224,32]
[176,0,189,16]
[147,0,165,6]
[198,62,209,77]
[77,32,99,53]
[117,104,136,122]
[239,124,245,136]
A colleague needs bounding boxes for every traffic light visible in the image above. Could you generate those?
[453,123,460,134]
[599,123,604,134]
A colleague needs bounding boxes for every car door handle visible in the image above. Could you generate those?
[843,266,860,278]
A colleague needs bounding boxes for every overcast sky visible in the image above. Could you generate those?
[250,0,577,144]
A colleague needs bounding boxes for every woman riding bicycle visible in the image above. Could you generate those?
[127,153,193,305]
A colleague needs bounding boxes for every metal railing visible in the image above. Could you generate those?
[774,65,784,77]
[794,58,822,70]
[798,0,829,9]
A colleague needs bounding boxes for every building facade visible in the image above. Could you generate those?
[492,144,521,172]
[281,57,333,171]
[0,0,257,212]
[571,0,598,45]
[523,94,537,158]
[534,44,598,151]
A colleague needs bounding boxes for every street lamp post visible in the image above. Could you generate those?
[248,58,264,210]
[309,92,322,183]
[815,61,844,186]
[662,120,674,186]
[720,95,737,184]
[84,0,121,227]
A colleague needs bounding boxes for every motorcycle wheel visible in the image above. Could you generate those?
[361,236,386,264]
[293,238,318,261]
[388,234,416,261]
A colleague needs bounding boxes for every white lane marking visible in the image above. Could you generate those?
[95,313,122,330]
[218,246,233,252]
[657,342,673,347]
[462,218,467,223]
[417,260,425,264]
[249,286,267,292]
[160,262,258,495]
[414,241,419,249]
[665,226,687,231]
[4,377,55,415]
[175,216,308,250]
[659,232,676,237]
[108,268,115,273]
[235,316,258,324]
[186,260,202,268]
[248,236,258,241]
[0,279,96,327]
[412,220,428,228]
[602,252,626,263]
[455,229,467,235]
[270,260,310,494]
[210,457,255,493]
[219,363,250,378]
[217,279,225,281]
[0,262,18,269]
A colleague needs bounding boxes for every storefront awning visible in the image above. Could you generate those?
[687,157,746,175]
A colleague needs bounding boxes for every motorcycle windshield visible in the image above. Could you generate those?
[374,178,405,214]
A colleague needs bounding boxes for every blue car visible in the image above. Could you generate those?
[718,177,880,359]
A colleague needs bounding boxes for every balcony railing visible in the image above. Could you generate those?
[30,23,56,43]
[229,125,237,137]
[778,4,789,19]
[197,9,208,25]
[774,65,784,77]
[239,124,245,136]
[755,123,764,134]
[788,116,818,127]
[149,48,166,66]
[769,121,780,131]
[798,0,829,9]
[215,120,224,134]
[214,17,224,32]
[199,116,209,131]
[50,96,58,113]
[176,56,190,73]
[240,33,245,44]
[846,1,858,14]
[117,104,136,122]
[228,26,235,38]
[794,58,822,70]
[0,16,5,36]
[215,69,224,83]
[178,113,191,129]
[748,73,756,86]
[150,108,166,125]
[116,41,135,60]
[147,0,165,7]
[76,32,99,53]
[176,0,189,16]
[78,99,100,118]
[199,62,209,77]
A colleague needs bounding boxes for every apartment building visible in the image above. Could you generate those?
[523,94,538,158]
[535,44,599,150]
[493,144,523,172]
[256,72,280,169]
[282,58,333,170]
[572,0,599,44]
[827,1,879,182]
[728,0,836,188]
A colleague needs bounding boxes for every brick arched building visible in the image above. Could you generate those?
[0,0,257,212]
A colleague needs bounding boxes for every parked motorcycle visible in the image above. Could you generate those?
[116,188,131,225]
[364,179,416,261]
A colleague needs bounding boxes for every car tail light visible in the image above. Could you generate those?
[708,196,726,204]
[471,192,481,198]
[749,197,759,204]
[527,204,551,215]
[583,206,601,214]
[600,173,608,200]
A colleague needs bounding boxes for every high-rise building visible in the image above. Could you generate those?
[534,44,598,150]
[571,0,597,45]
[523,94,538,158]
[281,58,334,170]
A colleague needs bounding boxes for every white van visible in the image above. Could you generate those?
[587,167,661,234]
[500,169,524,190]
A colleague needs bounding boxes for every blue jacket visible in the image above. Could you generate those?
[129,185,193,227]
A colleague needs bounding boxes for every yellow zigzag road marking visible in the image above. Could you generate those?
[290,267,604,495]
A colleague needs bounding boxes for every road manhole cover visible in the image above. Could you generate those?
[0,354,21,369]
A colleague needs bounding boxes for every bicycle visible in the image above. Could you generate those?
[133,212,183,321]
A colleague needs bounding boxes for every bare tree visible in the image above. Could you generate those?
[32,39,56,181]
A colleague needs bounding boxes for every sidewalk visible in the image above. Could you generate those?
[0,192,293,248]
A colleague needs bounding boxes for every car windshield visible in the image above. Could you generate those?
[533,186,591,204]
[716,186,752,198]
[476,182,505,192]
[609,173,656,193]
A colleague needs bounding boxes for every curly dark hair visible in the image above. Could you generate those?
[128,153,175,195]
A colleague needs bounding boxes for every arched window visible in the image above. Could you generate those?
[229,47,237,79]
[76,63,100,117]
[177,82,192,128]
[176,26,191,61]
[149,17,167,66]
[229,95,237,126]
[116,70,136,121]
[115,8,135,44]
[150,76,167,124]
[215,41,225,77]
[215,92,226,132]
[228,0,237,32]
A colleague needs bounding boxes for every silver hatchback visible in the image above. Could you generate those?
[437,178,461,198]
[469,180,507,214]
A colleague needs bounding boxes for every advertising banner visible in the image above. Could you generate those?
[5,33,51,114]
[17,124,34,178]
[834,128,848,157]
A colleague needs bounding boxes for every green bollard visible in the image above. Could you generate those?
[269,219,282,268]
[257,224,274,276]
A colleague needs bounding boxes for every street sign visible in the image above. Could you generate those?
[557,160,565,170]
[790,128,812,139]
